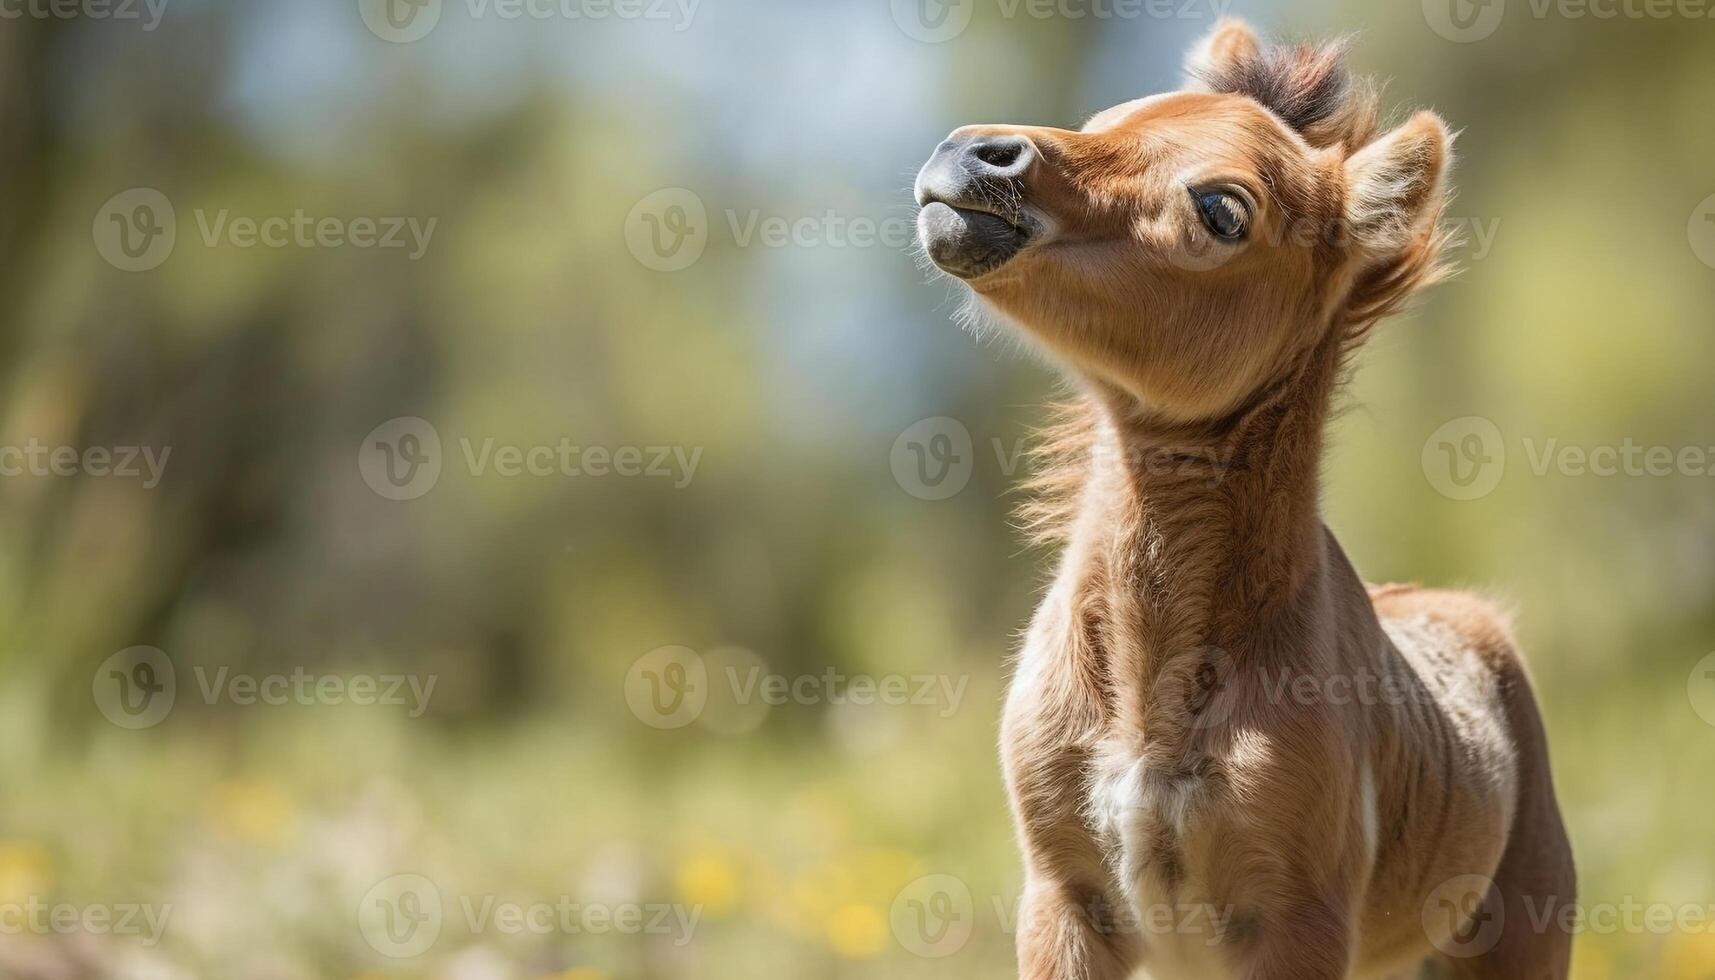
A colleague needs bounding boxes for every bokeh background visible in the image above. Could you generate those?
[2,0,1713,977]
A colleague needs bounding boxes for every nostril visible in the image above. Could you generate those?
[972,138,1026,170]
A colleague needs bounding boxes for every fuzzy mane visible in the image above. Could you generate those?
[1191,37,1379,151]
[1014,398,1098,546]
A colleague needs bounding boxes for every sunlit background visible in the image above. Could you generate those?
[1,0,1713,976]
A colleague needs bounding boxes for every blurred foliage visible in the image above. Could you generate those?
[0,0,1712,977]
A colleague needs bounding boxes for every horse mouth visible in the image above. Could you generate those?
[916,200,1032,280]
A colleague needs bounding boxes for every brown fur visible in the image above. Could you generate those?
[919,20,1574,980]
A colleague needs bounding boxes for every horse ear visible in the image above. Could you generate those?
[1183,18,1262,88]
[1343,110,1452,258]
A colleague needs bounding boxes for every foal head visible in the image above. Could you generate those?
[914,20,1453,424]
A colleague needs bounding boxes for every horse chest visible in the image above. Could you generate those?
[1088,748,1214,896]
[1085,750,1248,978]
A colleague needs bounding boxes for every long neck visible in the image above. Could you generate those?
[1054,331,1344,732]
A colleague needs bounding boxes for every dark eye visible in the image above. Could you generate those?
[1193,189,1248,241]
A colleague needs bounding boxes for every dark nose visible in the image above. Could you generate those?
[959,134,1033,178]
[915,134,1036,210]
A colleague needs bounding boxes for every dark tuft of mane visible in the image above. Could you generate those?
[1193,40,1378,150]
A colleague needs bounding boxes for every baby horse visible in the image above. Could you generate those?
[912,20,1575,980]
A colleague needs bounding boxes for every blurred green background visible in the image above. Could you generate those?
[1,0,1713,977]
